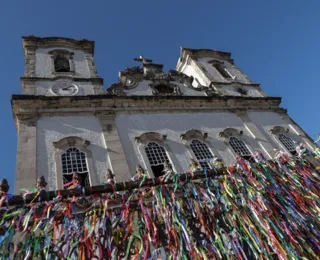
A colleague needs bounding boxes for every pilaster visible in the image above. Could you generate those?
[14,114,38,194]
[235,110,275,159]
[95,113,131,182]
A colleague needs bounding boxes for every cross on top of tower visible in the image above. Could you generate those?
[134,55,153,64]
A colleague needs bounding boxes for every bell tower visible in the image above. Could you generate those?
[13,36,114,194]
[21,36,104,96]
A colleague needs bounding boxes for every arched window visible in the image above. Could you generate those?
[145,141,172,178]
[278,133,296,155]
[190,139,214,169]
[61,147,90,188]
[54,55,70,72]
[229,136,254,162]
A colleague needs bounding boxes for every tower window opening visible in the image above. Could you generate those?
[145,141,172,177]
[229,136,255,163]
[278,133,297,155]
[190,139,214,169]
[213,63,232,79]
[54,55,70,72]
[61,147,90,188]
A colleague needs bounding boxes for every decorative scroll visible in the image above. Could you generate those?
[1,153,320,259]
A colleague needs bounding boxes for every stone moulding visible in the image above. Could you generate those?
[219,128,243,139]
[22,36,95,54]
[135,132,167,144]
[269,126,289,135]
[53,136,90,149]
[180,129,208,141]
[11,95,284,121]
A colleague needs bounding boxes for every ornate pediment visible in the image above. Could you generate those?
[135,132,167,144]
[269,126,289,135]
[107,55,222,96]
[168,70,193,86]
[219,128,243,139]
[180,129,208,141]
[53,136,90,149]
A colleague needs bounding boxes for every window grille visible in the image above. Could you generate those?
[61,147,90,188]
[145,141,171,177]
[190,139,214,169]
[278,133,297,155]
[213,63,232,79]
[55,56,70,72]
[229,136,254,162]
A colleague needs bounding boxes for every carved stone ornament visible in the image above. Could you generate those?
[149,80,181,96]
[180,129,208,141]
[135,132,167,144]
[219,128,243,139]
[269,126,289,135]
[53,136,90,149]
[122,66,143,80]
[112,87,127,96]
[205,86,219,96]
[168,70,193,86]
[119,76,138,89]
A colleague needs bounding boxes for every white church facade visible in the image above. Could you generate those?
[12,36,313,193]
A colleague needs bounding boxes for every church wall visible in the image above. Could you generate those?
[247,111,304,149]
[35,47,90,78]
[36,115,109,190]
[35,80,96,96]
[115,112,262,175]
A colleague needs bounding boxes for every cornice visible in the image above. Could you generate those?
[22,36,95,55]
[11,95,285,119]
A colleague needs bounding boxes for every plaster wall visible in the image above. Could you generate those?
[199,57,249,84]
[36,115,109,190]
[124,80,206,96]
[115,112,263,175]
[35,80,95,96]
[35,47,90,78]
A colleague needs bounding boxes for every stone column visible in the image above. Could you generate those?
[96,113,131,182]
[235,110,276,159]
[14,115,38,194]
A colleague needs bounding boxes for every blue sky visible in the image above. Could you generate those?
[1,0,319,191]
